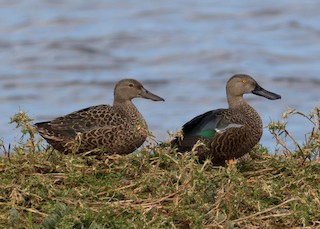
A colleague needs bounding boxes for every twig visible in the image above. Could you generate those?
[272,132,291,156]
[284,129,303,155]
[163,153,180,167]
[257,212,292,220]
[232,198,299,223]
[20,207,48,217]
[110,182,139,192]
[140,192,178,206]
[109,192,178,209]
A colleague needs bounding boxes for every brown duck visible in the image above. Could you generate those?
[171,74,281,165]
[35,79,164,154]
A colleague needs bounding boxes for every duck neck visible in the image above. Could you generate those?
[227,95,248,109]
[227,95,260,119]
[113,100,146,125]
[227,95,262,130]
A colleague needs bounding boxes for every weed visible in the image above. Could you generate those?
[0,108,320,228]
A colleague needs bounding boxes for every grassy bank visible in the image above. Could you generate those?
[0,108,320,228]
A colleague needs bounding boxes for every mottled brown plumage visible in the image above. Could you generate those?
[35,79,164,154]
[172,74,281,165]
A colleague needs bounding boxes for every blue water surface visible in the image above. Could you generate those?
[1,0,319,152]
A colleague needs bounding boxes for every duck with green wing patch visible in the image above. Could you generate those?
[171,74,281,165]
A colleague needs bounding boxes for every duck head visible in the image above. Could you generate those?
[227,74,281,100]
[114,79,164,102]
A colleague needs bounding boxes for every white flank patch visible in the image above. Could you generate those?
[215,123,243,133]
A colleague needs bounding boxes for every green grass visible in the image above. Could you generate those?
[0,108,320,228]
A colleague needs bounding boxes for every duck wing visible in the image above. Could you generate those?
[173,109,243,151]
[35,105,116,138]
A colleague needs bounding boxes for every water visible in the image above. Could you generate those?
[1,0,320,151]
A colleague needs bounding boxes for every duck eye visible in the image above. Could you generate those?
[128,83,134,87]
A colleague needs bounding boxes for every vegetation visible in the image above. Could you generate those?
[0,108,320,228]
